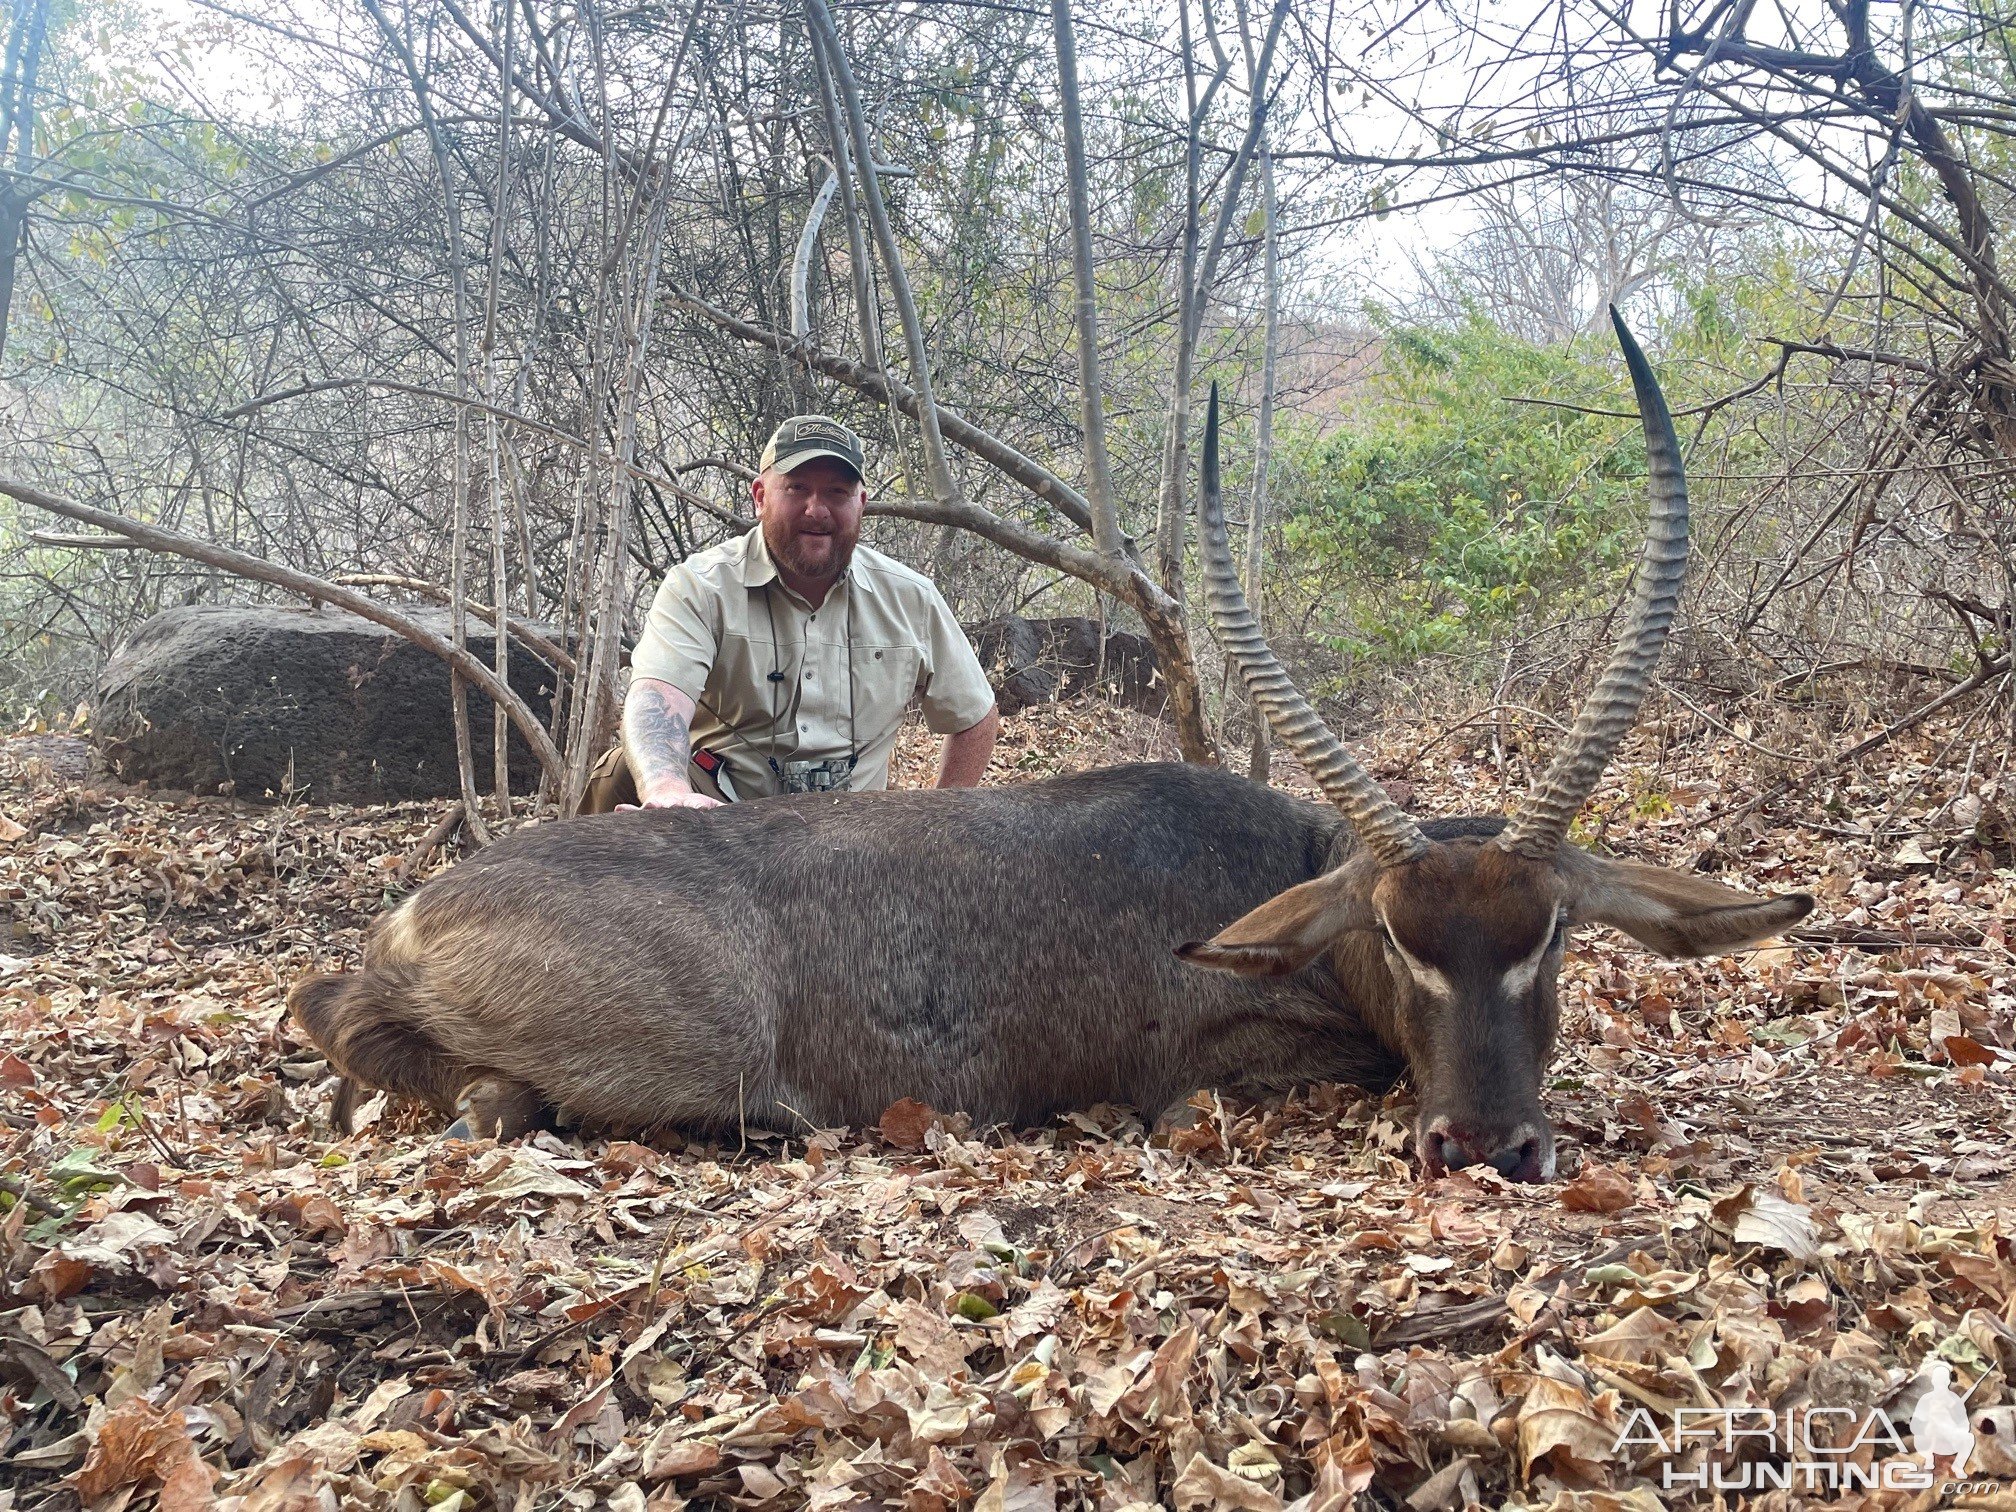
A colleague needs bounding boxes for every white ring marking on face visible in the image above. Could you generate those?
[1378,913,1455,1002]
[1499,910,1562,1001]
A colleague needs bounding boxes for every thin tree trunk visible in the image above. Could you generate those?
[557,9,622,808]
[805,0,962,512]
[809,38,883,375]
[0,0,50,366]
[790,166,839,339]
[1247,138,1279,784]
[361,0,491,841]
[447,408,486,834]
[481,0,518,814]
[1153,0,1223,604]
[1155,0,1286,608]
[1049,0,1126,565]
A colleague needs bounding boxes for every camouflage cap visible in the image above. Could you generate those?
[760,414,866,480]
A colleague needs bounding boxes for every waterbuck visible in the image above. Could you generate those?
[290,313,1811,1180]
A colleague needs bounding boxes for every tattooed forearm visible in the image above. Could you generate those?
[623,678,697,796]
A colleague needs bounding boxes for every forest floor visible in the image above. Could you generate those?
[2,692,2015,1512]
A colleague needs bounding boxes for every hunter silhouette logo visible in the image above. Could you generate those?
[1908,1361,1975,1474]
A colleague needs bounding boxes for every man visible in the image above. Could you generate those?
[583,414,999,812]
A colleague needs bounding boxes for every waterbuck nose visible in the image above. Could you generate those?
[1420,1120,1550,1183]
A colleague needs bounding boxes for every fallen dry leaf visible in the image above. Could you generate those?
[1721,1186,1821,1260]
[877,1096,942,1150]
[644,1437,721,1481]
[72,1399,212,1505]
[1171,1451,1285,1511]
[974,1453,1057,1512]
[1560,1163,1636,1214]
[1516,1375,1623,1479]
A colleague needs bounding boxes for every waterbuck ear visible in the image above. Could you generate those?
[1562,853,1814,959]
[1176,872,1377,977]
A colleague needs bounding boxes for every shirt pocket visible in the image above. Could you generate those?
[707,630,785,736]
[850,644,923,743]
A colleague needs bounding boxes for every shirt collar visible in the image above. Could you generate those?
[739,526,876,600]
[741,526,781,589]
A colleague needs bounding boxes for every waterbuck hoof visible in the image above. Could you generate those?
[451,1075,545,1140]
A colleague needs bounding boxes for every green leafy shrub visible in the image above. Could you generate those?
[1275,313,1663,663]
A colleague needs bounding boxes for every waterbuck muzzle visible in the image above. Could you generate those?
[1180,309,1813,1183]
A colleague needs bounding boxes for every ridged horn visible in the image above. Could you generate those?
[1198,383,1429,867]
[1497,308,1690,860]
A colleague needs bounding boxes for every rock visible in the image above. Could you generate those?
[966,616,1163,717]
[0,734,95,783]
[93,604,565,802]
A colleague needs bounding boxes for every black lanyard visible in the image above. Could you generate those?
[762,578,859,786]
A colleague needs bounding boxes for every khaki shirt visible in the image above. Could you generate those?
[629,528,996,799]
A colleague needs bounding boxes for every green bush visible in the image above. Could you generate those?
[1275,313,1661,663]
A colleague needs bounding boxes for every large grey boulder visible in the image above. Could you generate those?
[93,604,564,802]
[967,616,1163,717]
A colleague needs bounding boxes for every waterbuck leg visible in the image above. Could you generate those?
[330,1075,367,1135]
[446,1074,548,1140]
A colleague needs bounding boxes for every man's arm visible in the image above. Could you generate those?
[915,583,999,789]
[622,677,720,809]
[935,704,999,788]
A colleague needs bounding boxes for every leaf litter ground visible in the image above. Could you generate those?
[3,700,2015,1512]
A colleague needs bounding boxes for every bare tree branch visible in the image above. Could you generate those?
[0,475,565,780]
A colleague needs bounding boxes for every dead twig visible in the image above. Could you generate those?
[1403,703,1572,770]
[0,1171,64,1217]
[1717,657,2011,828]
[1654,679,1818,763]
[332,574,575,676]
[270,1288,432,1322]
[1788,924,2005,954]
[1374,1294,1510,1349]
[397,802,468,883]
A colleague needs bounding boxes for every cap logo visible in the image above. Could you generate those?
[762,414,864,476]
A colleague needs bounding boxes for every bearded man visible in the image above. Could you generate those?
[583,415,999,811]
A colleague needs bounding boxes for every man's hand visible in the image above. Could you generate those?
[623,677,722,809]
[620,788,722,812]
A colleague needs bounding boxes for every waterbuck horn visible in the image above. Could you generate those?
[1495,308,1690,860]
[1198,383,1429,867]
